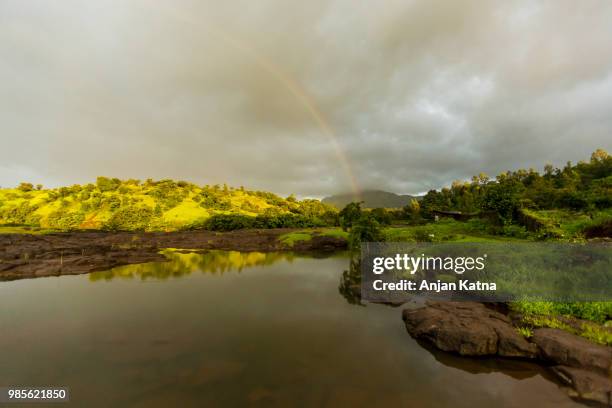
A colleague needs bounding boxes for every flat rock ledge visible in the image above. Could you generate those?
[403,302,612,406]
[402,301,537,358]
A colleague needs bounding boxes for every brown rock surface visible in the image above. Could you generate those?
[0,229,347,281]
[532,328,612,376]
[551,366,612,407]
[402,301,538,358]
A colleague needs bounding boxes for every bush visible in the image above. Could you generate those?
[370,208,392,226]
[501,224,530,238]
[339,202,362,231]
[193,213,326,232]
[17,182,34,192]
[349,214,383,249]
[0,202,40,225]
[96,176,121,192]
[254,213,324,229]
[203,214,255,231]
[511,301,612,324]
[46,210,85,230]
[102,206,153,231]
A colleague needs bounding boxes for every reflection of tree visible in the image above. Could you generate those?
[89,250,293,281]
[338,253,364,306]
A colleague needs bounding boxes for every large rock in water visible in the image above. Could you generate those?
[402,301,538,358]
[532,328,612,406]
[551,366,612,406]
[532,328,612,376]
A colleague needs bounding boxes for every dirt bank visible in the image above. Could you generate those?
[0,229,347,281]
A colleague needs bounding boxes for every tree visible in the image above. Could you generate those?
[402,198,421,221]
[339,202,363,231]
[419,190,448,219]
[481,180,523,224]
[348,214,383,249]
[591,149,609,163]
[35,184,43,191]
[370,208,392,226]
[17,182,34,192]
[96,176,121,192]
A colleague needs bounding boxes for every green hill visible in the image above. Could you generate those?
[0,178,337,232]
[322,190,419,209]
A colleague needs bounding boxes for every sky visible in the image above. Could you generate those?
[1,0,611,197]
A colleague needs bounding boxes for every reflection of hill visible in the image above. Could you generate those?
[89,250,295,281]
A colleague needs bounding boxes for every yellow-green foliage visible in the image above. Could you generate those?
[279,232,313,247]
[90,250,295,281]
[580,324,612,346]
[0,178,337,232]
[516,326,533,338]
[318,228,350,240]
[511,301,612,346]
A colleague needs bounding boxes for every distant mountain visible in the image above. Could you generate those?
[322,190,420,209]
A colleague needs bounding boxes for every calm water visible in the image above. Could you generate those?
[0,250,580,407]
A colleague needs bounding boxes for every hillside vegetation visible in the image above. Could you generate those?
[0,178,337,232]
[411,149,612,239]
[1,149,610,237]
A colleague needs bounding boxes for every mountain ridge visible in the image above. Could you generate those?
[322,190,419,209]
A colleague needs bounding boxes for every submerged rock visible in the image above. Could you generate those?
[533,328,612,406]
[551,366,612,407]
[402,301,537,358]
[403,302,612,407]
[532,328,612,376]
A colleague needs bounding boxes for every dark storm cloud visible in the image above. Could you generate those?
[1,0,611,196]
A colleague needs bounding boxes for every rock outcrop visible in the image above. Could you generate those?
[403,302,612,407]
[532,328,612,406]
[402,301,537,358]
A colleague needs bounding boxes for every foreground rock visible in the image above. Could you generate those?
[402,301,537,358]
[533,328,612,406]
[0,229,347,281]
[533,328,612,376]
[403,302,612,406]
[552,366,612,406]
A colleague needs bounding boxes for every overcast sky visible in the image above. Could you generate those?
[1,0,611,197]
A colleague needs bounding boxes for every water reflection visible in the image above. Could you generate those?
[89,250,296,281]
[338,254,362,306]
[2,249,580,407]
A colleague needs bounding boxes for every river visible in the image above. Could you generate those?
[0,250,580,407]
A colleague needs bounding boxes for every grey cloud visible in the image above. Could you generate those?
[1,0,611,196]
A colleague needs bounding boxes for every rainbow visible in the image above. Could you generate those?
[146,3,361,198]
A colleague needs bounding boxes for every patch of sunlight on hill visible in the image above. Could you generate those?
[230,191,272,214]
[163,200,209,223]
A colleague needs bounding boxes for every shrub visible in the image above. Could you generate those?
[102,206,153,231]
[370,208,392,226]
[349,214,383,249]
[501,224,530,238]
[0,202,40,225]
[339,202,362,231]
[17,182,34,192]
[511,301,612,324]
[195,213,326,232]
[203,214,255,231]
[96,176,121,192]
[46,210,85,230]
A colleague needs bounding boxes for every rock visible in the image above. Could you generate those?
[0,229,348,281]
[532,328,612,376]
[402,301,538,358]
[551,365,612,407]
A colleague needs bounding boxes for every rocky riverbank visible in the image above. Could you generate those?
[403,301,612,406]
[0,229,347,281]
